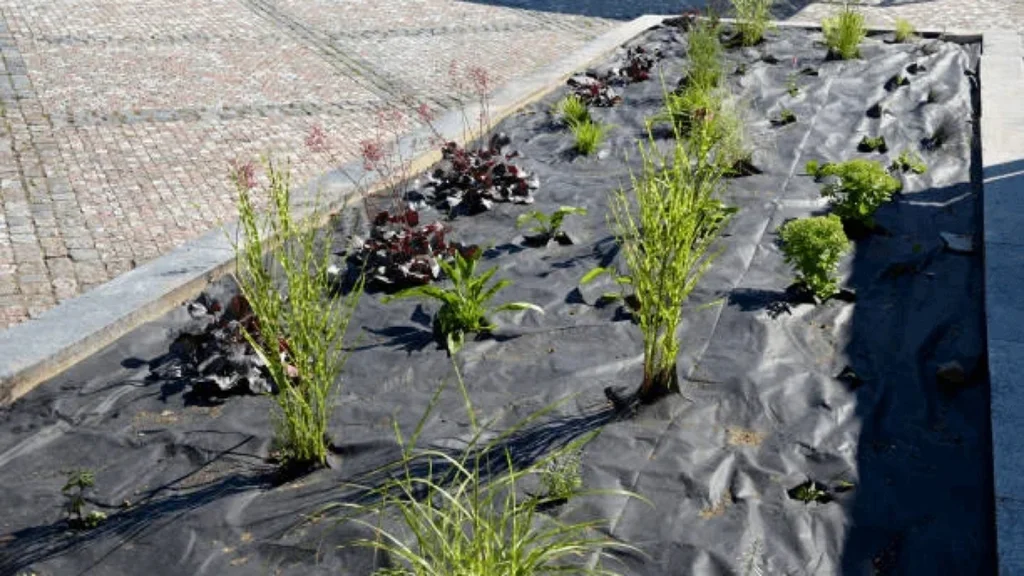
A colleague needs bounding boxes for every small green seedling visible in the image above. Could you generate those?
[779,215,851,301]
[885,74,910,91]
[556,94,590,127]
[822,3,866,60]
[63,469,106,529]
[772,109,797,126]
[786,74,800,97]
[816,159,902,225]
[788,480,832,504]
[516,206,586,246]
[571,119,608,155]
[890,150,927,174]
[858,135,888,153]
[384,249,543,354]
[894,18,916,43]
[539,448,583,503]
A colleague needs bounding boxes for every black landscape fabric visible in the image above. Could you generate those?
[0,23,990,575]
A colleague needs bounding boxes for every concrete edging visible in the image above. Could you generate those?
[979,28,1024,576]
[0,14,666,405]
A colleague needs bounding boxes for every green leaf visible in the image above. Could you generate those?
[579,267,610,285]
[492,302,545,314]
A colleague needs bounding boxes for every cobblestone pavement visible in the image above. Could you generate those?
[0,0,1018,329]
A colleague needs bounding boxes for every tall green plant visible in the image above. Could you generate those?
[232,159,363,469]
[609,108,734,405]
[383,249,542,353]
[685,19,724,92]
[731,0,774,46]
[822,3,866,60]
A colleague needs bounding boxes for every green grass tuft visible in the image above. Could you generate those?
[894,18,916,42]
[822,3,866,60]
[556,94,590,127]
[731,0,774,46]
[571,119,609,155]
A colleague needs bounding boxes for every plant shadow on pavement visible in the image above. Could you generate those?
[0,398,617,575]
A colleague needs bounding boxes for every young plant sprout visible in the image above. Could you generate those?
[822,2,866,60]
[772,108,797,126]
[63,469,106,529]
[890,149,927,174]
[779,215,851,301]
[516,206,587,246]
[539,447,584,503]
[384,249,543,354]
[858,135,888,153]
[232,159,364,471]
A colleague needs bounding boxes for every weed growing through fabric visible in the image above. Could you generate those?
[516,206,587,245]
[815,159,901,225]
[731,0,774,46]
[773,108,797,126]
[62,469,106,529]
[608,98,735,407]
[779,215,851,300]
[858,135,888,153]
[232,159,364,470]
[339,371,642,576]
[822,2,866,60]
[556,94,591,127]
[890,150,927,174]
[572,119,609,155]
[383,248,543,354]
[786,74,799,97]
[894,18,916,42]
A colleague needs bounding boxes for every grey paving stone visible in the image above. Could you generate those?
[984,166,1024,245]
[987,242,1024,344]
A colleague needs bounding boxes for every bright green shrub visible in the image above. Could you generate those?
[779,215,851,300]
[817,159,901,225]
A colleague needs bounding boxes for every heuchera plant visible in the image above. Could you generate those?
[422,133,539,215]
[356,208,473,288]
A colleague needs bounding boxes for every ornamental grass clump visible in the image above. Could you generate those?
[731,0,774,46]
[608,105,735,407]
[823,3,866,60]
[383,248,543,354]
[556,94,590,127]
[232,159,363,470]
[341,375,640,576]
[685,18,724,92]
[816,159,901,225]
[779,215,851,300]
[894,18,916,43]
[571,118,609,155]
